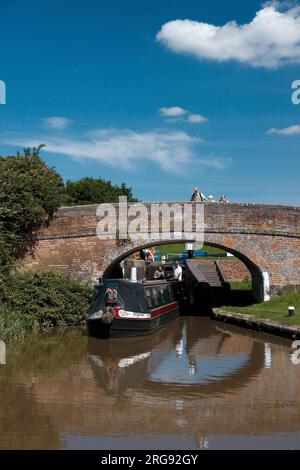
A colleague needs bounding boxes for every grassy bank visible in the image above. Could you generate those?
[154,243,227,259]
[0,272,92,342]
[221,284,300,327]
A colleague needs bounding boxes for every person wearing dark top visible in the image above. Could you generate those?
[191,187,202,201]
[154,265,165,279]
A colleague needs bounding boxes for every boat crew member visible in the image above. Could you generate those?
[174,260,183,281]
[144,249,154,262]
[154,264,165,280]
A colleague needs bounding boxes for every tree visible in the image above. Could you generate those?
[63,177,138,206]
[0,148,64,260]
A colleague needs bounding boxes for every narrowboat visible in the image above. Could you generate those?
[87,279,184,338]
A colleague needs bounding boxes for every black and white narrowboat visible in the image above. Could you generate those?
[87,279,184,338]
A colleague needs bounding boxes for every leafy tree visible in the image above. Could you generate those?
[63,177,138,206]
[0,147,64,259]
[0,235,13,275]
[0,147,93,342]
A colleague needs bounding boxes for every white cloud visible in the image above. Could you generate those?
[159,107,208,124]
[267,124,300,135]
[188,114,207,124]
[2,128,229,173]
[42,117,73,130]
[159,106,187,117]
[156,3,300,68]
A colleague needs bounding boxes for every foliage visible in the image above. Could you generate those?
[0,305,39,342]
[0,147,135,341]
[0,272,92,335]
[0,235,14,275]
[62,177,138,206]
[0,147,64,259]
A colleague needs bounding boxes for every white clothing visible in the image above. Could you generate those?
[174,265,183,281]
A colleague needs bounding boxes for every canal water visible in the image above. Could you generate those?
[0,317,299,450]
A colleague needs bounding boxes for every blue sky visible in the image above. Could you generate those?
[0,0,300,204]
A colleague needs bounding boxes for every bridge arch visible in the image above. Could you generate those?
[103,238,266,303]
[21,202,300,301]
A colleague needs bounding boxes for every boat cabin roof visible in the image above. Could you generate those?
[91,279,177,314]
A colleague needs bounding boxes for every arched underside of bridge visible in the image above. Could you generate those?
[103,237,265,302]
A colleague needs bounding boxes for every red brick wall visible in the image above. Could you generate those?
[218,259,250,282]
[186,258,250,282]
[21,202,300,298]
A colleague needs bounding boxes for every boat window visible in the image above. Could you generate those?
[144,284,175,309]
[145,288,153,308]
[162,285,171,304]
[159,287,165,304]
[168,285,175,302]
[151,287,161,307]
[164,285,175,304]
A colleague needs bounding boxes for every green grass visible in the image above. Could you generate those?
[221,291,300,327]
[230,280,252,291]
[128,243,231,261]
[152,243,227,259]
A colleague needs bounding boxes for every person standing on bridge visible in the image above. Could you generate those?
[191,187,207,202]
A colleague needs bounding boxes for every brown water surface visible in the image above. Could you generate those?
[0,316,299,449]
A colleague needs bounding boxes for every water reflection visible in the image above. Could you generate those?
[0,317,300,449]
[88,318,264,395]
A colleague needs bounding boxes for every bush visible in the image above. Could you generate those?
[0,272,93,340]
[0,305,39,342]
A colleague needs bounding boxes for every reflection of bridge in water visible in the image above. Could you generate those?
[1,318,300,449]
[88,317,264,397]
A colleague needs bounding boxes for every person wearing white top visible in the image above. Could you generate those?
[174,261,183,281]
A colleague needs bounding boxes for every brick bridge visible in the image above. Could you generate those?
[22,202,300,302]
